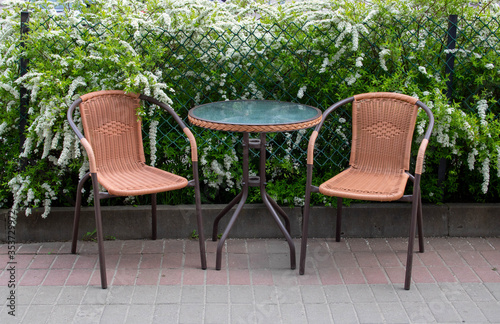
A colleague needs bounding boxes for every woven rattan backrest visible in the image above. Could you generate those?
[349,93,419,173]
[79,90,144,170]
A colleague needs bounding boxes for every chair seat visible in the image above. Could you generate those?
[319,167,409,201]
[97,162,188,196]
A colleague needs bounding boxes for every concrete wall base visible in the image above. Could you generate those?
[1,203,499,243]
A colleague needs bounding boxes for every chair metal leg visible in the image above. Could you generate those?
[192,161,207,270]
[299,164,314,275]
[404,176,422,290]
[151,193,157,240]
[417,191,424,253]
[91,173,107,289]
[336,197,343,242]
[72,172,91,254]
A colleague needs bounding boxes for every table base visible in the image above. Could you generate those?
[212,133,296,271]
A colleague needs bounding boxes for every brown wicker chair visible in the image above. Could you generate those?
[299,92,434,290]
[67,90,206,289]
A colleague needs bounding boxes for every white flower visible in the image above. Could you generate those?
[297,85,307,99]
[485,63,494,70]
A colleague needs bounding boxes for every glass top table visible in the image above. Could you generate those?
[189,100,322,271]
[188,100,322,133]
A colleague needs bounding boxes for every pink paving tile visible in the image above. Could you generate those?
[386,237,410,253]
[164,239,185,253]
[333,252,358,268]
[163,252,183,268]
[472,267,500,282]
[362,267,389,284]
[65,269,93,286]
[486,237,500,250]
[136,269,161,285]
[450,266,482,283]
[384,267,405,284]
[417,251,447,267]
[142,240,165,254]
[103,240,125,254]
[184,240,202,254]
[367,238,392,252]
[339,267,366,284]
[297,270,321,285]
[305,244,334,268]
[117,254,141,269]
[427,237,454,251]
[246,239,267,254]
[460,251,490,267]
[226,239,248,253]
[319,268,344,285]
[38,242,66,254]
[467,237,495,251]
[228,253,250,269]
[121,240,144,254]
[326,238,350,252]
[29,255,56,269]
[17,243,42,254]
[447,237,474,251]
[438,250,467,267]
[112,269,138,285]
[481,251,500,267]
[182,268,206,285]
[272,270,298,286]
[74,255,98,269]
[89,269,109,286]
[78,242,99,254]
[184,253,205,269]
[250,269,274,285]
[52,254,78,269]
[104,254,120,270]
[159,268,183,285]
[0,269,25,286]
[206,269,228,285]
[42,269,71,286]
[375,252,402,267]
[395,251,424,267]
[229,269,251,285]
[13,254,35,269]
[354,252,380,267]
[248,253,270,269]
[139,254,163,269]
[19,269,48,286]
[411,266,435,284]
[427,266,457,283]
[347,238,371,252]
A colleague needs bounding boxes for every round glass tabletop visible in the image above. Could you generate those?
[188,100,322,132]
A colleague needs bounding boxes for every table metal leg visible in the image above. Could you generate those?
[212,191,244,241]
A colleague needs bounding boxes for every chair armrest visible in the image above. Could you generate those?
[307,130,319,165]
[183,127,198,162]
[415,138,429,175]
[67,98,97,173]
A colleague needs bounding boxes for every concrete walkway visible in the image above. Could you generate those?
[1,237,500,323]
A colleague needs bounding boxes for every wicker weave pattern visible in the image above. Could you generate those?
[319,93,419,201]
[79,90,188,196]
[188,115,323,133]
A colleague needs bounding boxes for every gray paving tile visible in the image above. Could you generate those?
[230,285,254,304]
[427,300,461,323]
[438,282,472,302]
[304,303,333,323]
[205,303,229,324]
[179,303,204,323]
[370,284,398,302]
[279,303,307,324]
[347,284,375,303]
[300,285,326,304]
[476,301,500,323]
[253,286,277,304]
[125,304,155,324]
[81,286,109,304]
[231,304,256,324]
[181,285,205,304]
[131,285,157,304]
[99,304,128,324]
[463,283,496,302]
[402,301,436,323]
[153,304,179,324]
[395,286,424,302]
[57,286,87,305]
[46,304,79,324]
[452,301,489,323]
[31,286,62,305]
[73,304,104,324]
[276,285,302,304]
[106,286,134,304]
[354,302,384,324]
[323,285,351,303]
[0,304,26,324]
[206,285,229,304]
[484,282,500,300]
[20,304,52,324]
[329,303,359,324]
[16,286,39,305]
[254,304,281,324]
[156,285,181,304]
[415,283,447,301]
[378,302,410,323]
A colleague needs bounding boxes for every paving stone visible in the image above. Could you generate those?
[73,304,104,324]
[153,304,179,324]
[304,303,333,323]
[100,304,129,324]
[452,301,489,323]
[230,285,254,304]
[476,301,500,323]
[370,284,399,302]
[254,303,281,324]
[378,302,410,323]
[426,300,461,323]
[31,286,62,305]
[402,301,436,323]
[323,285,351,303]
[156,285,181,304]
[438,282,472,302]
[16,286,39,305]
[179,303,204,323]
[181,285,205,304]
[57,286,86,305]
[20,304,52,324]
[206,285,229,304]
[125,304,155,324]
[205,303,229,324]
[462,283,496,302]
[347,284,376,303]
[329,303,359,324]
[484,282,500,300]
[131,285,157,304]
[253,286,278,304]
[276,285,302,304]
[354,302,384,324]
[46,304,79,324]
[81,286,109,305]
[279,303,307,324]
[300,285,326,304]
[107,285,134,304]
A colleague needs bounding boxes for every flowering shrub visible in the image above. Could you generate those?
[0,0,499,221]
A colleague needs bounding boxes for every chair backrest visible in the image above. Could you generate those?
[78,90,145,170]
[349,92,419,173]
